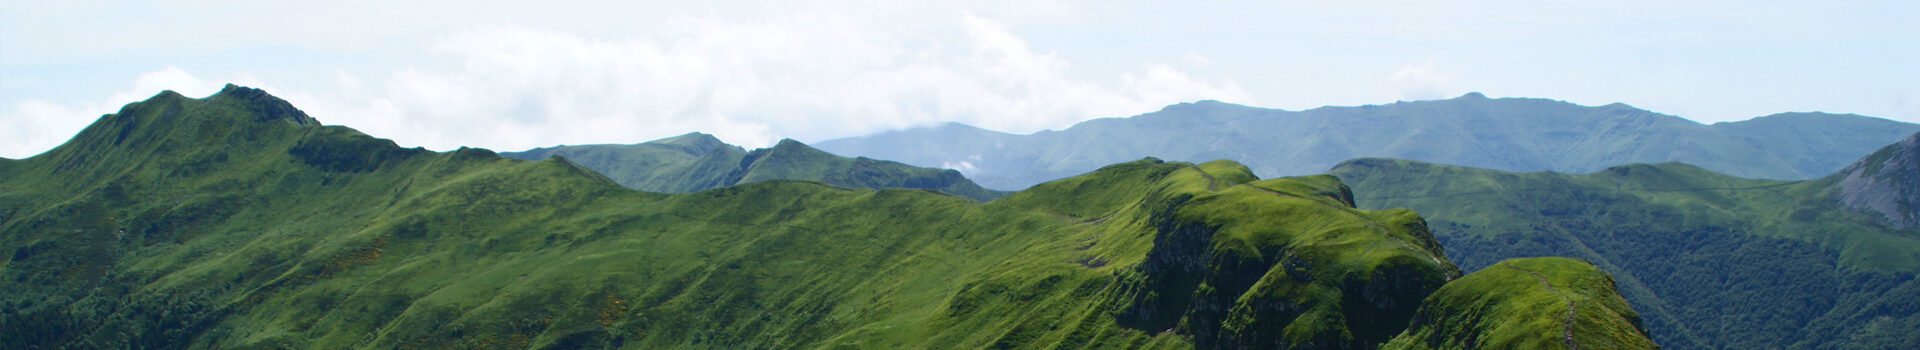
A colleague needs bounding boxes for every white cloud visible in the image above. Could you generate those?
[4,100,94,158]
[1388,59,1454,101]
[10,1,1918,159]
[6,10,1252,158]
[941,160,979,175]
[284,12,1250,152]
[7,1,1920,160]
[1,66,263,158]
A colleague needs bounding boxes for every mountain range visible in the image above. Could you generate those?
[1327,132,1920,349]
[817,93,1920,190]
[501,134,1005,202]
[0,86,1656,348]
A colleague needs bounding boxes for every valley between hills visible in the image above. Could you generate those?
[6,85,1916,349]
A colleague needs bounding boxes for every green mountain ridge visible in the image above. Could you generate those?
[1382,257,1656,350]
[1,85,1652,349]
[503,134,1006,201]
[817,95,1920,190]
[1327,135,1920,349]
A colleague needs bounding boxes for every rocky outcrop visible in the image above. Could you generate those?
[213,84,320,126]
[1832,132,1920,228]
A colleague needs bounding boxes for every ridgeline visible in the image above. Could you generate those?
[503,134,1006,202]
[0,85,1653,349]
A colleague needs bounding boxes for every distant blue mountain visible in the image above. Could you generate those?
[818,93,1920,189]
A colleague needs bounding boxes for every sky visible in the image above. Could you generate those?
[2,0,1916,158]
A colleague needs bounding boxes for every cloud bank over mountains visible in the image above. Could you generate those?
[4,1,1915,158]
[1,9,1249,158]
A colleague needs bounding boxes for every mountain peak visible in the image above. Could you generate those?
[1832,132,1920,228]
[208,84,320,126]
[645,131,732,154]
[662,131,718,142]
[1458,91,1488,100]
[750,138,835,162]
[771,138,808,148]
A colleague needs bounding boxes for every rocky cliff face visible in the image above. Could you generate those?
[1832,132,1920,228]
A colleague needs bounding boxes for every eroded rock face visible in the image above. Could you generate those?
[1833,132,1920,228]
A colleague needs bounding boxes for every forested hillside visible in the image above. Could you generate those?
[1329,134,1920,349]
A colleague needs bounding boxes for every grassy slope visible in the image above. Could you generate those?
[1383,257,1656,350]
[1,86,1493,349]
[1329,157,1920,349]
[816,96,1920,190]
[503,135,1006,202]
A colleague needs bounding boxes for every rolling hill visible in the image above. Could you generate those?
[1327,132,1920,349]
[817,94,1920,190]
[0,85,1652,349]
[502,135,1005,202]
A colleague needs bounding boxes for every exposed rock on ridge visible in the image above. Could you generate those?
[213,83,320,126]
[1833,132,1920,228]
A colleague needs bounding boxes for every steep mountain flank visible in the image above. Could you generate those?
[1329,146,1920,349]
[1831,132,1920,228]
[818,95,1919,190]
[0,86,1649,349]
[505,135,1005,201]
[1383,257,1656,350]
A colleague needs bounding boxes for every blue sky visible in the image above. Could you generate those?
[2,0,1916,158]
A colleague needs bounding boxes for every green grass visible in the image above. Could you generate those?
[0,85,1622,349]
[1382,257,1656,350]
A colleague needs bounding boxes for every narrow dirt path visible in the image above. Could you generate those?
[1186,165,1219,191]
[1502,263,1578,350]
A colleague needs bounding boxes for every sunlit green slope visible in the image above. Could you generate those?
[503,135,1006,201]
[1383,257,1656,350]
[1329,140,1920,349]
[0,85,1649,349]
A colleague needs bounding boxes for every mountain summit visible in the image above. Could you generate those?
[214,83,320,126]
[1832,131,1920,228]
